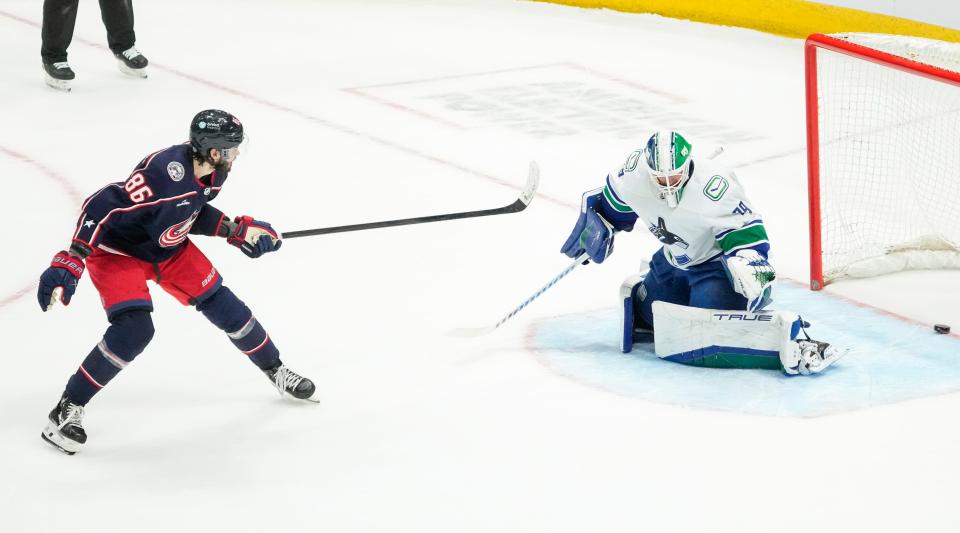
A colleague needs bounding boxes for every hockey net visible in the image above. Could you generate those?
[805,33,960,290]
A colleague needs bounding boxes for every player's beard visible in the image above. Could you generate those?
[214,159,233,176]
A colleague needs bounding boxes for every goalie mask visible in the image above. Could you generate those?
[643,130,693,208]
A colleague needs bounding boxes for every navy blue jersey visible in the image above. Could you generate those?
[72,144,228,263]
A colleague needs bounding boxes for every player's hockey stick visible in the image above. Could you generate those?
[450,145,724,337]
[451,252,589,337]
[282,162,540,239]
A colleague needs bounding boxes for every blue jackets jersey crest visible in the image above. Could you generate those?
[72,144,227,263]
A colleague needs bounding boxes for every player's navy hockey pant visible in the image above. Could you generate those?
[634,249,750,329]
[63,244,281,405]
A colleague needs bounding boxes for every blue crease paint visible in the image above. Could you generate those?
[531,283,960,417]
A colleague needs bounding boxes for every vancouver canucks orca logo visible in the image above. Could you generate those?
[159,210,200,248]
[648,217,689,249]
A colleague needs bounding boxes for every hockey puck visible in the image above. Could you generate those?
[934,324,951,334]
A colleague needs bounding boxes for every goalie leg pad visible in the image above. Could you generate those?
[652,301,806,371]
[620,270,653,353]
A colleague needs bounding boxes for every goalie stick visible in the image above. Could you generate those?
[451,145,726,337]
[282,162,540,239]
[451,252,589,338]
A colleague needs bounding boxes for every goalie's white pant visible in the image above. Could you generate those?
[651,301,841,375]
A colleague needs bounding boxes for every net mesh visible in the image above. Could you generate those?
[815,33,960,283]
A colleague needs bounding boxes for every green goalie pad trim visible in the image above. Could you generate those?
[682,353,783,370]
[717,224,769,253]
[603,185,634,213]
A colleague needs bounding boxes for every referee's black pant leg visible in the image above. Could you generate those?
[99,0,136,54]
[41,0,80,63]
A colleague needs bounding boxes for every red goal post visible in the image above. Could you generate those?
[805,33,960,290]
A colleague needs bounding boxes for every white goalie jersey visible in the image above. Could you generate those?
[601,151,769,268]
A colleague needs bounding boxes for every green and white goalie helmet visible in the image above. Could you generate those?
[643,130,693,208]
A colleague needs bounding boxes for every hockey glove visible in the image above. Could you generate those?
[37,251,85,311]
[561,207,616,264]
[722,249,775,312]
[227,216,282,258]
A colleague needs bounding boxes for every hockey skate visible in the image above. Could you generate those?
[263,364,320,403]
[43,61,75,92]
[783,339,846,376]
[114,47,148,78]
[40,394,87,455]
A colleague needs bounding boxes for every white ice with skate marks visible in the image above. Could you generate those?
[529,281,960,417]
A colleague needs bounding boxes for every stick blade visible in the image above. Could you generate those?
[47,287,63,311]
[518,161,540,207]
[448,325,496,338]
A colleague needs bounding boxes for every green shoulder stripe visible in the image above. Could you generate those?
[717,224,769,253]
[603,185,634,213]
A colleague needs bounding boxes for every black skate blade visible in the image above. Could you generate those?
[286,388,320,404]
[632,328,654,344]
[279,393,320,404]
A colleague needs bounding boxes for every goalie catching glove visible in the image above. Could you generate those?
[225,216,282,258]
[722,249,775,311]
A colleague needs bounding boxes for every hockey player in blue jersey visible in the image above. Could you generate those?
[37,109,319,455]
[561,130,844,375]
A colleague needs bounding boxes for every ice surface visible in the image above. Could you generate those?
[534,282,960,417]
[1,1,959,532]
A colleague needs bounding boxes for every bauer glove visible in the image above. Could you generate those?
[227,215,282,258]
[37,251,85,311]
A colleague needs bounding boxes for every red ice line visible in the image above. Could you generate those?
[778,278,960,340]
[523,281,959,408]
[0,8,576,309]
[0,145,86,309]
[1,9,949,341]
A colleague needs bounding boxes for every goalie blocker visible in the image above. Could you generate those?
[621,280,844,375]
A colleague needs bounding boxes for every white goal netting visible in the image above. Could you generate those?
[811,33,960,285]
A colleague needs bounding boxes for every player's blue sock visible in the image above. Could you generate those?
[197,286,280,370]
[65,310,154,405]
